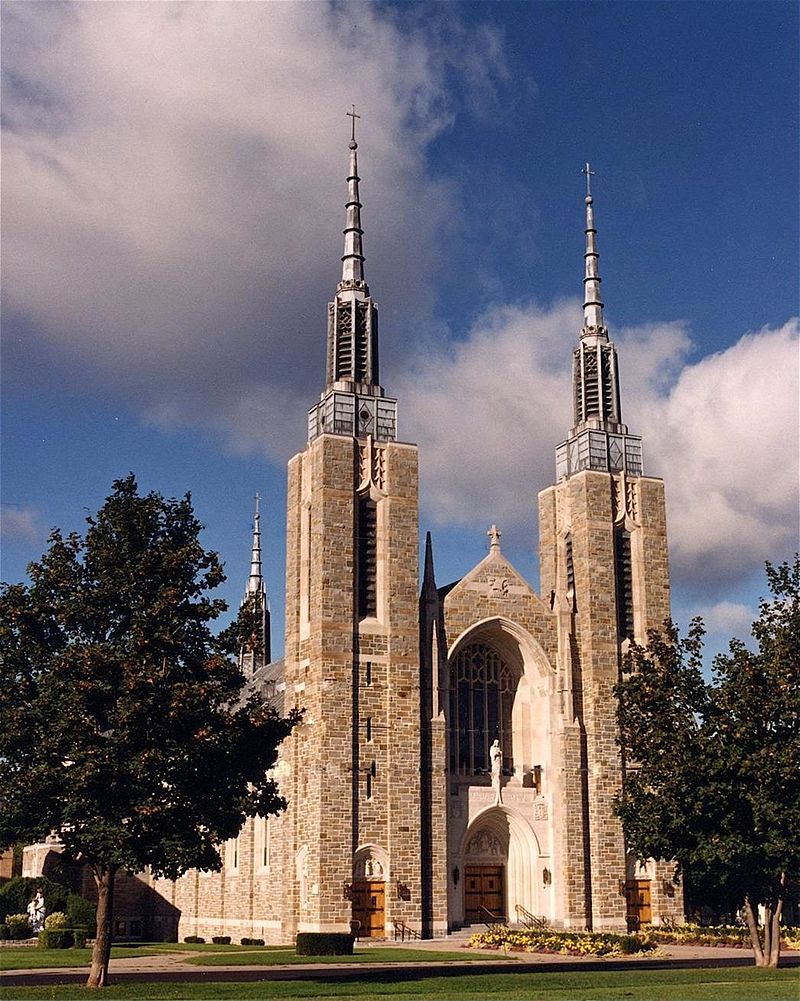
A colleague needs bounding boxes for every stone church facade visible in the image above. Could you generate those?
[24,136,684,941]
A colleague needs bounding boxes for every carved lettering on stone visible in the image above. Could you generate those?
[488,576,509,596]
[534,801,548,821]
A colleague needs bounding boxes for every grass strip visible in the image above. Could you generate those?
[0,966,797,1000]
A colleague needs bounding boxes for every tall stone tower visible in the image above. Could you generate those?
[538,165,675,931]
[281,117,422,937]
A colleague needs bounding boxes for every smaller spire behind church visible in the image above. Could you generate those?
[239,494,271,676]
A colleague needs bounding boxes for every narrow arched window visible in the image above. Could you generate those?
[565,533,575,605]
[448,643,516,776]
[357,496,377,619]
[614,526,634,641]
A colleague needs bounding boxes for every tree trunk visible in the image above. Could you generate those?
[768,897,784,968]
[86,865,116,988]
[743,896,766,966]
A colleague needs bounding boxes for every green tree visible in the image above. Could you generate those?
[615,557,800,967]
[0,476,299,987]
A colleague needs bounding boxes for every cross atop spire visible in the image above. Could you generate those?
[582,162,595,198]
[488,525,502,551]
[347,104,360,146]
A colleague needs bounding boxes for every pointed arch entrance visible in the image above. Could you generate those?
[461,807,541,925]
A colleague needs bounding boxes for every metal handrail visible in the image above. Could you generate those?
[478,905,503,929]
[392,920,420,941]
[515,903,548,929]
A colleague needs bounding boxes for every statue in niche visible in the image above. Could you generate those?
[490,739,503,803]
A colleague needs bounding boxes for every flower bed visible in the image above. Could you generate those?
[646,924,800,950]
[467,926,657,957]
[468,924,800,957]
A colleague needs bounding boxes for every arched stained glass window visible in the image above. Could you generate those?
[448,643,517,776]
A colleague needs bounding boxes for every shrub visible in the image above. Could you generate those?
[72,928,87,949]
[0,877,69,922]
[241,937,265,946]
[211,935,231,945]
[0,923,9,940]
[295,932,354,956]
[6,913,33,940]
[38,929,74,949]
[184,935,205,943]
[66,894,97,937]
[44,911,69,931]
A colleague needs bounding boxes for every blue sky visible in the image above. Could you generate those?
[2,1,798,664]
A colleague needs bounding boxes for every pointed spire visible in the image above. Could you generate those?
[554,166,644,481]
[246,493,264,596]
[422,531,438,599]
[582,162,605,332]
[340,105,366,289]
[240,494,271,675]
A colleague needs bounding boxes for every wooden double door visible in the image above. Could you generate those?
[351,880,385,937]
[625,879,652,930]
[464,865,505,923]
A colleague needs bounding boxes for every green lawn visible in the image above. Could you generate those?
[188,946,509,965]
[0,943,501,971]
[0,942,284,970]
[0,967,797,1000]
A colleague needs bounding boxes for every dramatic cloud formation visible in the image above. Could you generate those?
[2,2,507,458]
[399,304,798,599]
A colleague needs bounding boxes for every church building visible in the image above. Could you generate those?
[24,126,685,941]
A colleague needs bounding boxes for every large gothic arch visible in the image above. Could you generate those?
[446,616,555,781]
[459,806,543,921]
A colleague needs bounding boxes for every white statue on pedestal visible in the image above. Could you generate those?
[490,739,503,804]
[27,890,46,934]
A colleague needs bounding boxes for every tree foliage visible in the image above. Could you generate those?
[0,476,300,984]
[615,557,800,967]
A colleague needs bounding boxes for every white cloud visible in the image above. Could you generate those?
[2,2,507,460]
[694,600,754,638]
[639,320,799,589]
[1,506,41,543]
[398,302,798,599]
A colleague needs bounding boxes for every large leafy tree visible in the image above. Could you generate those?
[0,476,299,987]
[615,557,800,967]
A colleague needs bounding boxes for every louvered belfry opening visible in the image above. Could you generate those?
[614,526,634,641]
[355,302,370,382]
[357,495,378,619]
[336,302,354,379]
[565,533,576,605]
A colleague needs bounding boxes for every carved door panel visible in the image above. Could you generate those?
[625,879,652,930]
[464,865,505,923]
[352,880,385,937]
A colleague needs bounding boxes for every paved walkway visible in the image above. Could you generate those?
[3,941,798,988]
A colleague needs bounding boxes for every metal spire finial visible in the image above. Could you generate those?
[247,495,264,596]
[347,104,360,148]
[581,162,604,330]
[340,108,365,287]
